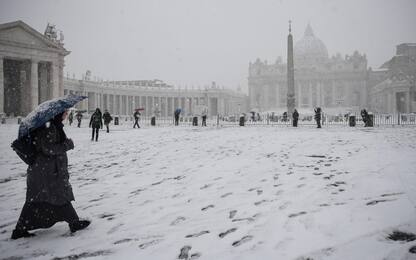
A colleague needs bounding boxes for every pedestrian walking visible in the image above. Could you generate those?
[283,112,288,122]
[314,107,322,128]
[11,94,90,239]
[89,108,103,141]
[201,106,208,127]
[103,110,112,133]
[133,110,141,128]
[292,109,299,127]
[174,108,181,126]
[76,111,83,128]
[361,109,369,127]
[68,111,73,126]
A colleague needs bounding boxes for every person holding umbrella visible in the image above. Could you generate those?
[89,108,103,141]
[11,94,90,239]
[133,109,141,128]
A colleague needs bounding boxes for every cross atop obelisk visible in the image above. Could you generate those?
[287,20,295,117]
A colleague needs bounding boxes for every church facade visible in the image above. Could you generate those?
[248,24,368,114]
[0,21,69,117]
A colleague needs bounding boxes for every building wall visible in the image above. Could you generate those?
[63,78,248,117]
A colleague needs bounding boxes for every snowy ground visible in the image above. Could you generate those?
[1,124,416,260]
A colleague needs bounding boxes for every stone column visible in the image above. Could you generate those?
[119,95,123,115]
[51,62,60,98]
[30,60,39,110]
[0,56,4,113]
[308,81,313,108]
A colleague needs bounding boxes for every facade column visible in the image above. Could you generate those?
[125,95,129,116]
[30,60,39,110]
[51,62,60,98]
[119,95,123,115]
[0,56,4,113]
[331,82,336,107]
[308,81,313,108]
[132,96,135,116]
[406,91,411,113]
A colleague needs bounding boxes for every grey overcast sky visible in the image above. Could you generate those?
[1,0,415,92]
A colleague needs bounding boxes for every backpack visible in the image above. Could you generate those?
[11,135,37,165]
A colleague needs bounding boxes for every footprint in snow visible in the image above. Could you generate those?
[221,192,233,198]
[288,211,307,218]
[139,239,163,249]
[229,210,237,219]
[178,245,192,259]
[201,205,214,211]
[219,228,237,238]
[232,235,253,247]
[185,230,210,238]
[171,216,186,226]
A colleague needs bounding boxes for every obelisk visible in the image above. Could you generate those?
[287,20,295,116]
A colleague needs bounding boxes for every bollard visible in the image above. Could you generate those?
[239,116,245,126]
[114,117,119,125]
[367,114,374,127]
[192,116,198,126]
[348,115,356,127]
[151,116,156,126]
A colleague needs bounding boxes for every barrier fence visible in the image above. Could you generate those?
[1,113,415,127]
[101,113,416,127]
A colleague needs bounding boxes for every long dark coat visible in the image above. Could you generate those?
[89,112,103,129]
[26,123,74,205]
[103,112,112,125]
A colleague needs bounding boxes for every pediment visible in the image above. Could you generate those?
[0,20,68,54]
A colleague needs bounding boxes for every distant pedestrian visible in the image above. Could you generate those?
[89,108,103,141]
[292,109,299,127]
[11,110,90,239]
[361,109,369,127]
[174,108,181,126]
[283,112,288,122]
[103,110,112,133]
[201,107,208,127]
[314,107,322,128]
[76,111,83,128]
[133,110,141,128]
[68,111,73,126]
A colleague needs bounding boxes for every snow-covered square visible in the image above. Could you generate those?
[1,124,416,259]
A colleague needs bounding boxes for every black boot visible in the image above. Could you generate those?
[11,229,36,240]
[69,220,91,233]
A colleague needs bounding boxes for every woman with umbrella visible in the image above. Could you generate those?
[11,94,90,239]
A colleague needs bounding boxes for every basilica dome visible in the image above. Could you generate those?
[294,24,328,67]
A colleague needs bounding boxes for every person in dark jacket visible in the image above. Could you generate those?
[174,109,181,126]
[314,107,322,128]
[133,110,141,128]
[292,109,299,127]
[283,112,288,122]
[68,111,74,126]
[89,108,103,141]
[76,111,83,128]
[361,109,369,127]
[11,110,90,239]
[102,110,112,133]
